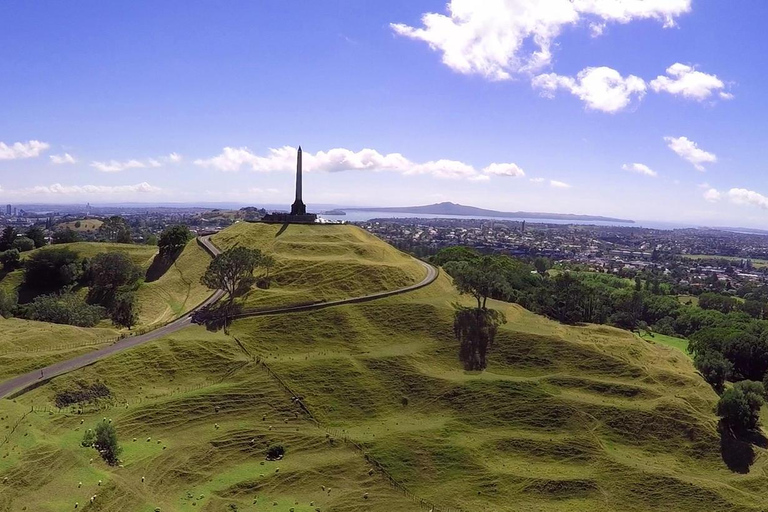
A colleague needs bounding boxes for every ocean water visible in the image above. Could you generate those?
[318,211,697,230]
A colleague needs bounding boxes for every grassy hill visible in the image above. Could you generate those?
[56,219,104,233]
[211,222,426,309]
[2,262,766,510]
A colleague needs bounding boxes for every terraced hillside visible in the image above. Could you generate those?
[1,232,765,511]
[211,222,426,309]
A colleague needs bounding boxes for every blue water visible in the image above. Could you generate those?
[318,211,697,230]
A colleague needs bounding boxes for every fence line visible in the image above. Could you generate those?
[258,359,466,512]
[0,409,32,449]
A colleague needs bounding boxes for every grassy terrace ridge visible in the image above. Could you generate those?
[2,226,766,511]
[56,219,104,233]
[211,222,427,309]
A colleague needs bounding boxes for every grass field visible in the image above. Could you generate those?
[3,276,765,510]
[684,254,768,268]
[211,223,427,309]
[639,331,690,355]
[2,228,767,511]
[56,219,104,232]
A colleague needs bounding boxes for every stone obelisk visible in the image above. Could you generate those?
[290,146,307,215]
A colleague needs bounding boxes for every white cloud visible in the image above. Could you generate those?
[195,145,520,181]
[91,153,181,172]
[529,177,545,183]
[532,67,646,113]
[650,63,732,101]
[550,180,571,189]
[5,182,161,197]
[727,188,768,209]
[622,163,657,177]
[703,188,721,202]
[0,140,50,160]
[482,162,525,177]
[50,153,77,165]
[391,0,690,80]
[664,136,717,171]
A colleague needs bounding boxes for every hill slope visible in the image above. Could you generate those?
[211,222,426,309]
[1,231,765,511]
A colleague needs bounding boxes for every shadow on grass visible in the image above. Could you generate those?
[275,222,290,237]
[193,301,243,332]
[145,249,184,283]
[719,420,768,474]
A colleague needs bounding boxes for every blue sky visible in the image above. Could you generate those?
[1,1,768,227]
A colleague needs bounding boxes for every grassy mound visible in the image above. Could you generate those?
[2,237,766,511]
[211,223,426,308]
[56,219,104,233]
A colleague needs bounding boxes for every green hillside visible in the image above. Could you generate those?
[1,230,766,511]
[211,222,426,309]
[56,219,104,233]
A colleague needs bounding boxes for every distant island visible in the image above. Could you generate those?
[343,202,634,223]
[321,209,347,216]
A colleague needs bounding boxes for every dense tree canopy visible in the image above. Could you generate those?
[201,246,263,301]
[25,226,46,248]
[98,216,132,243]
[52,228,80,244]
[0,226,17,251]
[158,224,193,259]
[86,252,142,306]
[24,248,82,290]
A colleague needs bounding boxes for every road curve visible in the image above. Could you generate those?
[0,240,438,399]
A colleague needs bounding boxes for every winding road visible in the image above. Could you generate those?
[0,236,438,399]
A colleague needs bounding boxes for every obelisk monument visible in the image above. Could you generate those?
[290,146,307,215]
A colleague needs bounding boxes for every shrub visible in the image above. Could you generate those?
[55,380,111,408]
[0,249,20,270]
[52,227,80,244]
[11,237,35,252]
[0,289,17,317]
[24,247,82,290]
[695,350,732,392]
[717,381,765,432]
[266,444,285,460]
[23,291,105,327]
[83,420,122,465]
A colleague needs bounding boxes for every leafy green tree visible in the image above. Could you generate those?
[25,226,46,248]
[82,420,122,465]
[86,252,142,306]
[201,247,263,301]
[718,381,765,432]
[446,257,508,371]
[0,226,17,251]
[110,291,139,329]
[24,248,82,290]
[52,227,80,244]
[145,234,158,246]
[0,249,20,270]
[98,216,132,243]
[23,291,104,327]
[431,246,480,267]
[533,257,551,275]
[158,225,192,258]
[11,236,35,252]
[694,350,732,392]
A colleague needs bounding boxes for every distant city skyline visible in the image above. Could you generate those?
[2,2,768,227]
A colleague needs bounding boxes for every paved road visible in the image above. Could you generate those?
[0,241,438,399]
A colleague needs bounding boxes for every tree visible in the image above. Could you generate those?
[82,420,122,465]
[444,257,511,309]
[145,234,158,246]
[0,289,17,317]
[432,246,480,267]
[694,350,732,392]
[158,225,192,259]
[0,249,20,270]
[24,248,82,290]
[25,226,46,248]
[22,291,104,327]
[717,381,765,432]
[52,228,80,244]
[98,216,132,243]
[110,291,139,329]
[533,256,551,275]
[86,252,142,306]
[11,237,35,252]
[261,254,276,281]
[0,226,17,251]
[453,305,506,371]
[201,247,263,301]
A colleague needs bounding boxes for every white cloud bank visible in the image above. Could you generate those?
[550,180,571,189]
[50,153,77,165]
[0,140,50,160]
[532,67,646,113]
[91,153,182,172]
[704,187,768,209]
[195,146,525,181]
[650,63,733,101]
[665,136,717,171]
[3,182,161,197]
[622,163,657,177]
[391,0,691,80]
